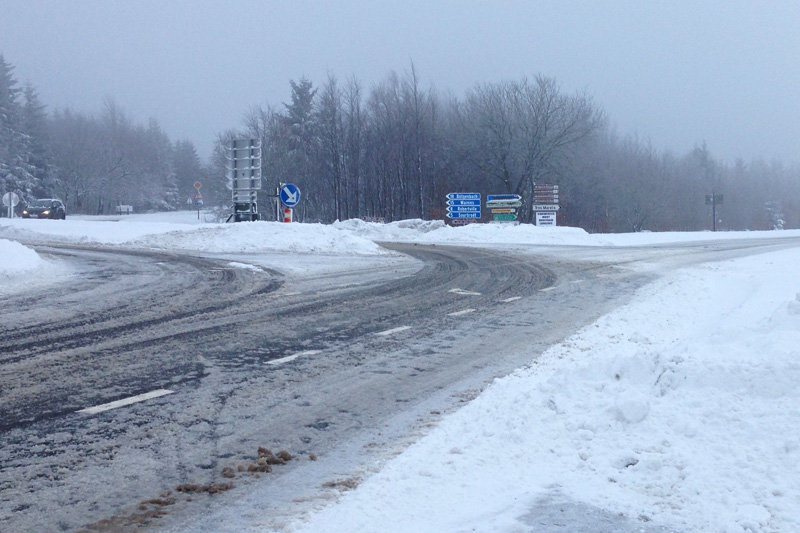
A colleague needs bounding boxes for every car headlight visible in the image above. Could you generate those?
[22,210,28,215]
[42,210,50,215]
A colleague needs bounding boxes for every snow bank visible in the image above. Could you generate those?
[289,248,800,533]
[4,214,799,257]
[0,238,41,277]
[131,221,387,255]
[334,218,610,246]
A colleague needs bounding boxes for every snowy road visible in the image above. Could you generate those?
[2,236,799,532]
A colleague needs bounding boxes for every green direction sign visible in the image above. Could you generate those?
[493,213,517,221]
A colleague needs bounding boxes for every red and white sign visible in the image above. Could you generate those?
[283,207,293,223]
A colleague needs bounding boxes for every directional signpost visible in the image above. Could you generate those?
[486,194,522,222]
[533,184,559,226]
[446,193,481,222]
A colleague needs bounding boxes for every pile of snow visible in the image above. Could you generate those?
[289,248,800,533]
[130,222,387,255]
[334,217,607,246]
[0,238,41,277]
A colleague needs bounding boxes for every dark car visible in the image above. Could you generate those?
[22,198,67,220]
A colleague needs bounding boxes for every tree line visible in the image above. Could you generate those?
[2,53,798,231]
[1,54,208,216]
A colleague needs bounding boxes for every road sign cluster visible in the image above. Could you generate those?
[487,194,522,222]
[446,193,481,219]
[533,184,559,226]
[445,185,559,225]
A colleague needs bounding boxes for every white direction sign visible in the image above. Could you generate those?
[536,212,557,226]
[533,204,560,211]
[486,200,523,208]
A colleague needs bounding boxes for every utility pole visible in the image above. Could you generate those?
[705,193,723,231]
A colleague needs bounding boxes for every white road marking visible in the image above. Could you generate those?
[449,288,482,296]
[267,350,322,366]
[227,261,263,272]
[540,286,557,292]
[78,389,174,415]
[571,279,585,284]
[448,308,476,317]
[375,325,412,336]
[501,296,522,303]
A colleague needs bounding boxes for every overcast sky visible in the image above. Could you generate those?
[2,0,799,165]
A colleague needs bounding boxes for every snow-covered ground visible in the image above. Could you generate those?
[2,212,799,532]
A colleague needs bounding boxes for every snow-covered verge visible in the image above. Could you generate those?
[288,247,800,533]
[0,237,41,276]
[3,212,800,282]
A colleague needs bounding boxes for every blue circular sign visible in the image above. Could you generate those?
[280,183,301,207]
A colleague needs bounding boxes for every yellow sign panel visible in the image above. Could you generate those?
[491,208,516,214]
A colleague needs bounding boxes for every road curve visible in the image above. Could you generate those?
[0,242,558,532]
[4,237,800,532]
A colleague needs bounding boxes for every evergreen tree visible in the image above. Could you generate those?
[173,139,204,206]
[0,54,36,205]
[21,83,54,197]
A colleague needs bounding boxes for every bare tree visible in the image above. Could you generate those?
[458,76,603,221]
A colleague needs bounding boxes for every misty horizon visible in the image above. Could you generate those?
[2,1,799,166]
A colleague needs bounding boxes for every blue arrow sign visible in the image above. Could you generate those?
[487,194,522,202]
[446,211,481,219]
[446,192,481,201]
[447,205,481,213]
[280,183,301,207]
[447,199,482,206]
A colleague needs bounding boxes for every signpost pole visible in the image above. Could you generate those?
[192,182,203,220]
[711,194,717,231]
[705,193,723,232]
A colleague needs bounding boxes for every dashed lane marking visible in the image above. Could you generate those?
[375,326,412,336]
[448,308,476,317]
[267,350,322,366]
[78,389,174,415]
[449,288,482,296]
[540,286,557,292]
[501,296,522,303]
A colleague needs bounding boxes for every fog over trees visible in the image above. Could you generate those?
[2,53,798,231]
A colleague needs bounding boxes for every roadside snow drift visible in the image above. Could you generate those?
[289,248,800,533]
